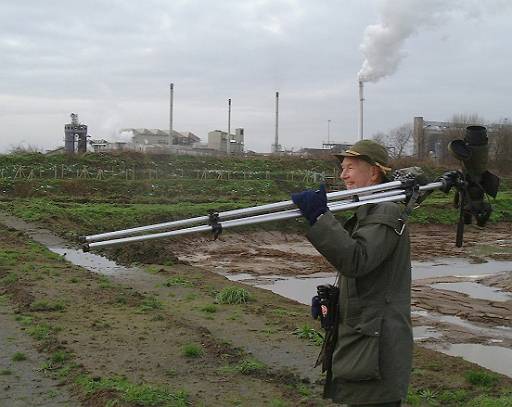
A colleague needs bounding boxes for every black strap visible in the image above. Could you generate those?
[208,212,223,240]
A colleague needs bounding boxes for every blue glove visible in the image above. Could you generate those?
[291,184,328,225]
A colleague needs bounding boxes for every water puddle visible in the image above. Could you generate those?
[413,326,443,341]
[412,258,512,280]
[430,343,512,378]
[48,247,139,277]
[430,282,512,302]
[412,310,512,340]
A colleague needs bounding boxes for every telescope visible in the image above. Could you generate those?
[81,126,499,251]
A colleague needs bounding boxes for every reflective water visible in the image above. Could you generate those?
[431,343,512,378]
[431,282,512,302]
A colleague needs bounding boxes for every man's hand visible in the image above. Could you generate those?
[291,184,328,225]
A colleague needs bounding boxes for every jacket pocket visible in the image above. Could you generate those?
[332,316,382,381]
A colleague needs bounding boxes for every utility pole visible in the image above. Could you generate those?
[274,91,279,153]
[169,83,174,147]
[227,98,231,155]
[327,119,331,145]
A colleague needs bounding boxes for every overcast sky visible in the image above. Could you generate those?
[1,0,511,153]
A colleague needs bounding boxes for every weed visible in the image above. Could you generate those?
[51,350,69,364]
[215,286,250,304]
[75,375,188,406]
[0,294,7,305]
[70,277,79,283]
[0,369,12,375]
[184,293,197,301]
[115,295,127,305]
[419,388,438,403]
[15,315,34,326]
[200,304,217,313]
[137,296,162,312]
[182,343,203,358]
[12,352,27,361]
[27,323,52,340]
[438,389,467,403]
[468,394,512,407]
[238,358,265,375]
[296,384,311,397]
[164,276,193,287]
[405,389,422,406]
[270,399,287,407]
[271,308,297,317]
[0,272,18,285]
[292,325,323,346]
[30,299,65,312]
[465,370,500,387]
[165,368,177,377]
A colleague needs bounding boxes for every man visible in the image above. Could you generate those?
[292,140,412,406]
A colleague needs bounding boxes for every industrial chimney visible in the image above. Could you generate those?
[358,81,364,140]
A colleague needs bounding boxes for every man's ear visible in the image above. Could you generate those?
[370,165,383,183]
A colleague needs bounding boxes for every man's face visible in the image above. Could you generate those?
[340,156,381,190]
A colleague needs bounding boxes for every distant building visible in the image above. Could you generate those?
[89,139,110,153]
[124,128,200,148]
[208,128,244,154]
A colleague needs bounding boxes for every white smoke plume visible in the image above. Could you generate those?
[357,0,497,82]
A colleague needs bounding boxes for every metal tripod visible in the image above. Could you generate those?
[81,172,452,251]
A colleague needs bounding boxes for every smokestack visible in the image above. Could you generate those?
[359,81,364,140]
[274,91,279,153]
[169,83,174,147]
[227,98,231,155]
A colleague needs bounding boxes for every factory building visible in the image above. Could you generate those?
[208,128,244,154]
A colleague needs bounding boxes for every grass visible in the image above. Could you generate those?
[200,304,217,313]
[292,324,324,346]
[182,343,203,358]
[465,369,500,387]
[0,272,19,285]
[75,374,188,406]
[0,369,12,375]
[164,276,193,287]
[27,323,52,341]
[137,296,163,313]
[30,299,65,312]
[12,352,27,361]
[219,358,266,375]
[215,286,251,304]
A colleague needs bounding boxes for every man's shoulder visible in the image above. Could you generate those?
[368,201,402,217]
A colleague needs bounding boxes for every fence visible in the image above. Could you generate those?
[0,165,340,184]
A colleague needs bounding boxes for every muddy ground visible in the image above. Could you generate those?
[1,216,512,406]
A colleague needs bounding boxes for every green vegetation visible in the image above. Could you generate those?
[0,369,12,375]
[215,286,251,304]
[219,358,266,375]
[138,296,163,312]
[12,352,27,361]
[200,304,217,313]
[465,369,500,387]
[76,374,188,407]
[181,343,203,358]
[164,276,193,287]
[292,324,324,346]
[30,299,65,312]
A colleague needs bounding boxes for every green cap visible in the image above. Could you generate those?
[334,139,391,174]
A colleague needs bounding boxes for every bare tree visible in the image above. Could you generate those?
[492,118,512,174]
[387,124,413,159]
[371,124,413,159]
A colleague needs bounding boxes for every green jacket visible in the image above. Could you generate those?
[307,202,412,405]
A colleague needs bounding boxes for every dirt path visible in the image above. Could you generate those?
[2,213,512,406]
[0,302,79,406]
